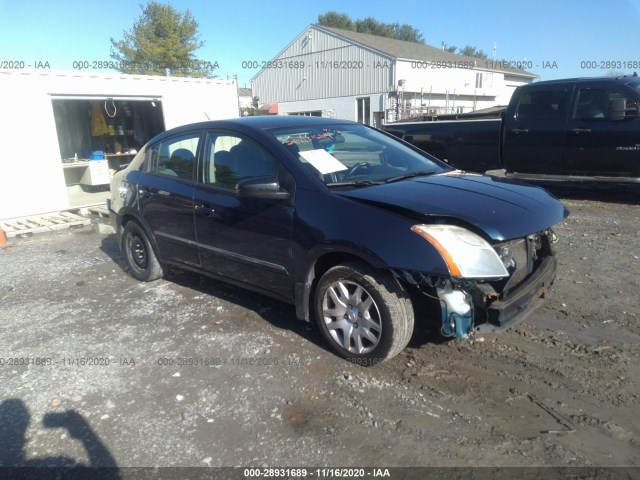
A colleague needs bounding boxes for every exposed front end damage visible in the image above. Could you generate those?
[394,229,558,338]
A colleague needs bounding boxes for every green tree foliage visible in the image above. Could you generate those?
[390,23,424,43]
[317,11,490,57]
[317,11,424,44]
[443,44,458,53]
[317,11,354,31]
[457,45,488,59]
[355,17,393,37]
[110,1,215,77]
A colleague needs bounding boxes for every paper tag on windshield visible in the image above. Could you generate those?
[299,149,348,175]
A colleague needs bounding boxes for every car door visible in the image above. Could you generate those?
[503,86,571,174]
[193,131,295,300]
[564,86,640,177]
[137,131,201,266]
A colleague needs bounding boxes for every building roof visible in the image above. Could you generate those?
[238,87,252,97]
[315,25,537,78]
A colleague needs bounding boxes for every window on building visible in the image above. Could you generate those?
[475,73,483,89]
[356,97,371,125]
[289,111,322,117]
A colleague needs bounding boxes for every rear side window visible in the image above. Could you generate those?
[147,133,200,180]
[516,88,568,120]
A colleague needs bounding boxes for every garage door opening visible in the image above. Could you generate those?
[52,97,165,208]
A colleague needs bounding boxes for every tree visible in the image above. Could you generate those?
[318,11,425,44]
[391,23,424,43]
[355,17,394,37]
[441,43,457,53]
[457,45,488,59]
[110,1,215,77]
[317,11,354,31]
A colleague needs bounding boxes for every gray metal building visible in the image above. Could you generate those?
[252,25,537,125]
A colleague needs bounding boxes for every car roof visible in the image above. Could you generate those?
[161,116,358,138]
[225,115,357,129]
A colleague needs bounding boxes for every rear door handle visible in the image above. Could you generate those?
[510,128,529,134]
[194,204,215,216]
[570,128,592,134]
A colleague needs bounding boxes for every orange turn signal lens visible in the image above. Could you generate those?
[411,225,463,278]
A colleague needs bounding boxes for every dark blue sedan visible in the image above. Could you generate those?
[109,116,568,364]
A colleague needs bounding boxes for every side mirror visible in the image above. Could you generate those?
[608,98,626,121]
[608,98,639,121]
[236,176,290,200]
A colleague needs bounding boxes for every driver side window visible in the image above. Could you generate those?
[574,88,637,121]
[203,133,277,189]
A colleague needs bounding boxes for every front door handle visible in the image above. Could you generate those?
[510,128,529,134]
[138,186,153,198]
[570,128,592,134]
[194,204,215,216]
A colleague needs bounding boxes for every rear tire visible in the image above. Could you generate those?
[121,221,164,281]
[314,262,414,365]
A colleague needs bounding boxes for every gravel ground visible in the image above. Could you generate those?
[0,183,639,474]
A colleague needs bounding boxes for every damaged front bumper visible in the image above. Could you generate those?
[440,255,557,337]
[473,255,556,333]
[396,253,557,338]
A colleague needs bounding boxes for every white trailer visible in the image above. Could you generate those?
[0,70,239,221]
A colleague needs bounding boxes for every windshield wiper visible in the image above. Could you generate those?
[384,171,437,183]
[326,179,385,187]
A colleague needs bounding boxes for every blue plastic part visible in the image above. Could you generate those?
[440,305,473,338]
[453,313,472,338]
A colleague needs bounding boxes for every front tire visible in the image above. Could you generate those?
[121,221,164,281]
[314,262,414,364]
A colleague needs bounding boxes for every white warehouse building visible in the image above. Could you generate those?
[252,25,538,126]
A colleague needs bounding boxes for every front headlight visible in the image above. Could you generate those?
[411,224,509,279]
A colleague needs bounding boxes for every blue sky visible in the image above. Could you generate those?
[1,0,639,87]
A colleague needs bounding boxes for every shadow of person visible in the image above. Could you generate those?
[0,399,121,479]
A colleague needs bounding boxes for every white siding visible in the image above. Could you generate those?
[0,72,69,220]
[252,28,394,103]
[392,61,533,116]
[396,60,502,98]
[497,74,533,105]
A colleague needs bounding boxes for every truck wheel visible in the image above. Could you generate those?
[122,221,164,281]
[314,262,414,364]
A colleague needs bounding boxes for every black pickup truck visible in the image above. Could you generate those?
[383,75,640,183]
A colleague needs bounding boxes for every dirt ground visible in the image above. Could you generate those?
[0,183,639,473]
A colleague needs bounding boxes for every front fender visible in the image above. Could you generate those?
[291,189,451,321]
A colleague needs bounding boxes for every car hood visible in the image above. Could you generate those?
[337,173,568,241]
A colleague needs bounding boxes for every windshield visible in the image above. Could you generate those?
[268,123,450,186]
